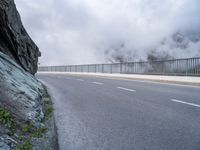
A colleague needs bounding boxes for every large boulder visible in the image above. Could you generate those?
[0,0,40,75]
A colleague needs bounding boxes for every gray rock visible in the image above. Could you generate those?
[0,126,9,135]
[0,135,17,150]
[0,0,40,75]
[0,52,44,127]
[32,115,59,150]
[0,0,58,149]
[0,143,10,150]
[0,0,43,126]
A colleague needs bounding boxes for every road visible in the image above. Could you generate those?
[37,73,200,150]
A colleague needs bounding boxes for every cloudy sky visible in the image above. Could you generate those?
[15,0,200,65]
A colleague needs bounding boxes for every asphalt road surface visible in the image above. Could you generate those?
[37,73,200,150]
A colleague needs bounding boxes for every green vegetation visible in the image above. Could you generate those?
[15,126,47,150]
[43,86,54,119]
[43,87,51,99]
[32,127,47,138]
[0,106,16,135]
[45,106,53,118]
[0,85,54,150]
[22,123,34,133]
[16,86,52,149]
[22,123,47,138]
[15,139,32,150]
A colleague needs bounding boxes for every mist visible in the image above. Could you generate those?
[15,0,200,65]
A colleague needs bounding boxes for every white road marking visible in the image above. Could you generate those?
[77,79,84,82]
[117,87,136,92]
[92,82,104,85]
[171,99,200,108]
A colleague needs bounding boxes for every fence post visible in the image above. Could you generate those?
[186,59,188,76]
[125,63,127,74]
[120,63,122,74]
[162,61,164,75]
[198,58,200,76]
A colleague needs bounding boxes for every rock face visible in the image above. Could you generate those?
[0,0,43,127]
[0,0,58,149]
[0,0,40,75]
[0,52,44,127]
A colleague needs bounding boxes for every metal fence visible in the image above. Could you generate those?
[38,57,200,76]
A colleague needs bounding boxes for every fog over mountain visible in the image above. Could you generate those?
[15,0,200,65]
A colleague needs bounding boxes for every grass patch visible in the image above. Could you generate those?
[0,107,16,135]
[15,139,32,150]
[22,123,34,133]
[1,85,54,150]
[32,127,47,138]
[15,126,47,150]
[43,86,54,119]
[44,106,53,118]
[43,86,51,99]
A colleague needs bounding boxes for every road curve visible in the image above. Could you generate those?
[37,73,200,150]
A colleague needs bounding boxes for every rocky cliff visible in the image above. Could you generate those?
[0,0,57,149]
[0,0,40,75]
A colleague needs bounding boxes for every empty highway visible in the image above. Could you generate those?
[37,73,200,150]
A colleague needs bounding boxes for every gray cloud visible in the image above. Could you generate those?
[15,0,200,65]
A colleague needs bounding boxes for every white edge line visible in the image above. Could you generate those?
[117,87,136,92]
[77,79,84,81]
[92,82,104,85]
[171,99,200,108]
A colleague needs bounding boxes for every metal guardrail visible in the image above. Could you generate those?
[38,57,200,76]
